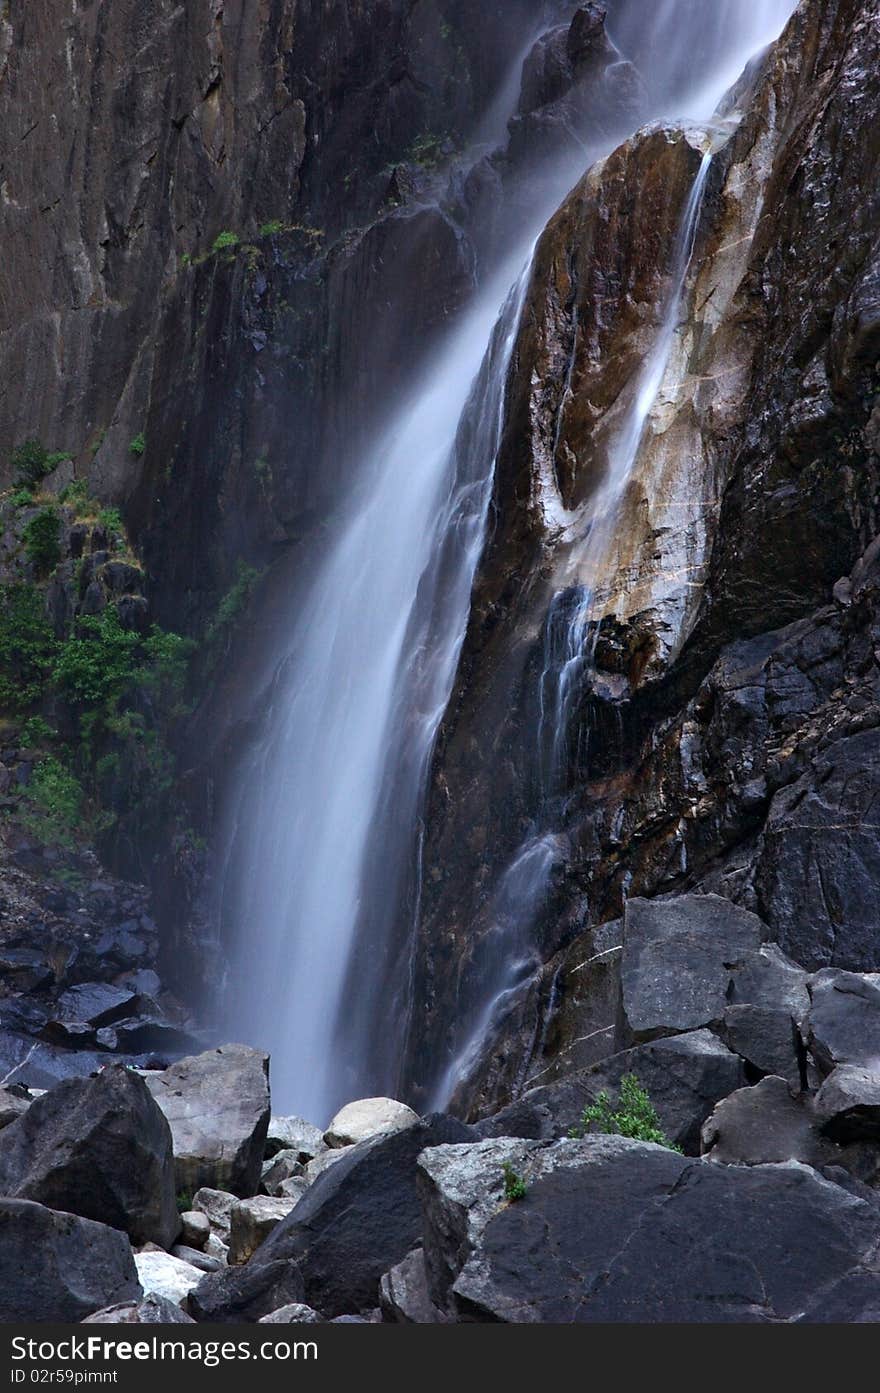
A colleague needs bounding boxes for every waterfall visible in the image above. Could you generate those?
[217,251,533,1121]
[218,0,798,1123]
[430,0,799,1110]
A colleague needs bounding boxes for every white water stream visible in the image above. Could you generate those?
[220,0,798,1121]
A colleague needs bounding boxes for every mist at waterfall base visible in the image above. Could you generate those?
[216,0,799,1124]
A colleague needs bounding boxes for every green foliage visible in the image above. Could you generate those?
[20,715,55,748]
[52,608,141,706]
[203,561,261,662]
[97,506,124,536]
[129,433,146,457]
[408,132,449,170]
[11,488,34,508]
[570,1074,682,1151]
[11,440,50,488]
[20,757,83,848]
[212,230,239,253]
[0,584,58,711]
[176,1191,193,1215]
[259,219,284,237]
[58,479,89,507]
[23,507,62,574]
[501,1162,527,1203]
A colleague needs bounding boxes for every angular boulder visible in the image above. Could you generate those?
[417,1137,880,1322]
[145,1045,270,1197]
[229,1196,296,1265]
[134,1251,203,1308]
[805,970,880,1075]
[477,1029,746,1154]
[379,1248,447,1324]
[621,895,764,1039]
[261,1149,304,1196]
[192,1186,236,1241]
[265,1115,325,1162]
[700,1077,837,1168]
[179,1210,210,1250]
[187,1259,306,1324]
[0,1064,178,1246]
[84,1294,195,1324]
[254,1114,473,1315]
[815,1065,880,1142]
[258,1303,322,1324]
[0,1198,141,1322]
[0,1088,30,1130]
[324,1097,419,1148]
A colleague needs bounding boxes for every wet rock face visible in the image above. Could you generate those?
[407,0,880,1110]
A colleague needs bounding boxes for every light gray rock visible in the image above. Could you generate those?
[192,1186,236,1241]
[179,1209,210,1250]
[204,1232,229,1265]
[815,1065,880,1141]
[144,1045,270,1197]
[379,1248,447,1323]
[258,1303,322,1324]
[261,1149,304,1196]
[700,1076,837,1167]
[621,895,764,1039]
[324,1097,419,1148]
[265,1116,325,1162]
[229,1195,296,1265]
[278,1176,309,1204]
[304,1146,355,1182]
[134,1251,203,1308]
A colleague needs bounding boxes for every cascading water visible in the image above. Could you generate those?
[217,251,534,1120]
[431,0,799,1109]
[219,0,798,1122]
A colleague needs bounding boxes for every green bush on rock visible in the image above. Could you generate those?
[570,1074,682,1152]
[23,507,62,574]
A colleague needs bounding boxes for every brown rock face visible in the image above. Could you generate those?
[405,0,880,1113]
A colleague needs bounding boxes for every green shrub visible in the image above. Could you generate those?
[129,433,146,457]
[501,1162,527,1203]
[203,561,261,661]
[21,756,83,847]
[11,488,34,508]
[58,479,89,507]
[0,584,58,711]
[570,1074,682,1151]
[97,506,124,536]
[20,715,55,748]
[52,608,141,706]
[23,507,62,574]
[212,230,239,253]
[259,220,284,237]
[11,440,50,488]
